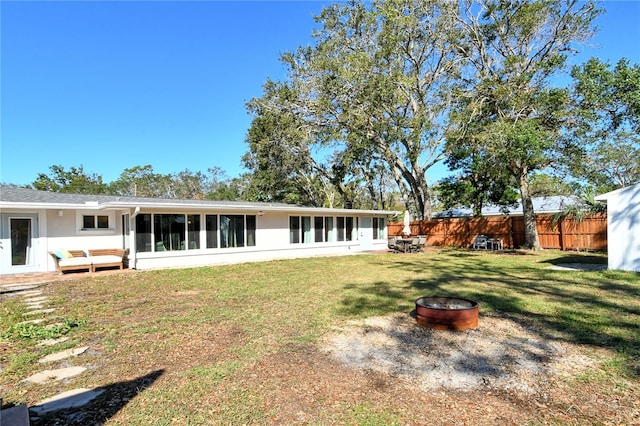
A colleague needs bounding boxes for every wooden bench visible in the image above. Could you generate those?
[88,249,125,272]
[49,249,125,273]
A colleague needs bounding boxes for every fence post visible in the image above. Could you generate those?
[509,217,514,249]
[559,218,565,251]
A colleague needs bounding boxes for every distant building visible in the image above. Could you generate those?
[434,196,578,218]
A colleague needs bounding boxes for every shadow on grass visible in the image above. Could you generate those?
[339,252,640,377]
[543,252,608,266]
[339,282,411,316]
[30,369,164,425]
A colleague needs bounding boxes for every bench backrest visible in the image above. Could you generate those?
[88,249,125,258]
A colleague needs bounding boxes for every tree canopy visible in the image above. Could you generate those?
[32,165,108,194]
[445,0,600,249]
[28,164,245,200]
[568,57,640,192]
[245,0,462,218]
[244,0,601,236]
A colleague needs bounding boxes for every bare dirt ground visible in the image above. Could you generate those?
[310,312,638,425]
[321,313,593,394]
[223,312,637,425]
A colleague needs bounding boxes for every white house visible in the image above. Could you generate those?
[595,183,640,272]
[0,186,396,275]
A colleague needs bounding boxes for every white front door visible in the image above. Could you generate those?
[359,217,373,251]
[1,213,39,274]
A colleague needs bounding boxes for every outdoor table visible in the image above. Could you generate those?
[396,238,413,253]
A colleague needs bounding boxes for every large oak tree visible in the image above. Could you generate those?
[245,0,462,218]
[446,0,600,249]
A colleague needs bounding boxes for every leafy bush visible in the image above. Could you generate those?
[2,318,87,341]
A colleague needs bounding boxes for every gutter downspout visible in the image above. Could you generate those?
[130,207,141,269]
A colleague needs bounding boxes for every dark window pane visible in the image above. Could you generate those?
[206,215,218,248]
[246,215,256,247]
[10,218,31,266]
[220,215,244,248]
[136,214,152,252]
[188,215,200,249]
[373,218,379,239]
[314,216,324,242]
[337,217,345,242]
[83,215,95,229]
[154,214,185,251]
[289,216,300,244]
[324,217,334,242]
[97,215,109,229]
[346,217,353,241]
[234,215,245,247]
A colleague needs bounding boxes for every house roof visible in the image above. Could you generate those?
[0,186,397,216]
[434,195,578,218]
[594,182,640,201]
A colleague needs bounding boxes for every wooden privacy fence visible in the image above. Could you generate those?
[387,214,607,251]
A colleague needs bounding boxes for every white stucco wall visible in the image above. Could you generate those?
[44,209,125,272]
[599,184,640,272]
[2,205,388,274]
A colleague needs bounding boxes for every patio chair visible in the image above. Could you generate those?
[472,235,488,250]
[387,236,400,253]
[417,235,427,251]
[487,238,503,250]
[409,236,421,253]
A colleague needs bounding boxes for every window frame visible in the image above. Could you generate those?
[76,210,115,234]
[289,215,358,245]
[135,212,257,253]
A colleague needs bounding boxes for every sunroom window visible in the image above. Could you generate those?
[373,217,386,240]
[135,213,255,252]
[220,214,256,248]
[289,216,313,244]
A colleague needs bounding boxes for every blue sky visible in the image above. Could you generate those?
[2,1,639,187]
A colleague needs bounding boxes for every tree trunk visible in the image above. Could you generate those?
[519,173,542,250]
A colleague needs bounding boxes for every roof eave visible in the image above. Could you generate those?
[101,201,398,215]
[1,200,398,216]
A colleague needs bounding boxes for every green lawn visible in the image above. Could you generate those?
[1,249,638,425]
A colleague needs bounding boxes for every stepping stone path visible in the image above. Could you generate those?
[24,366,88,384]
[0,281,103,424]
[30,388,105,415]
[38,346,89,363]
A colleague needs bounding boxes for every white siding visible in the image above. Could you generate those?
[599,183,640,272]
